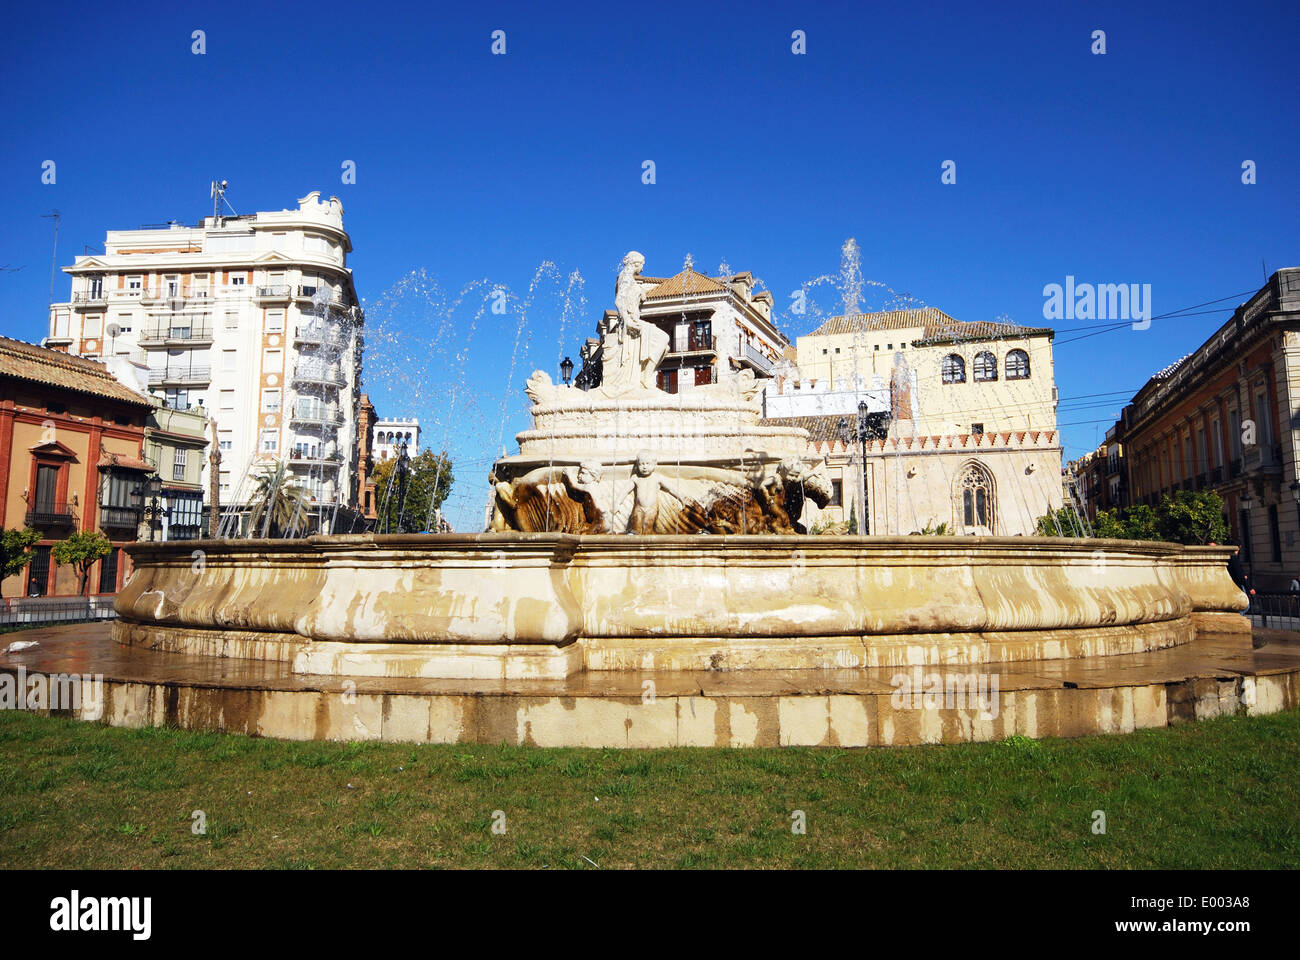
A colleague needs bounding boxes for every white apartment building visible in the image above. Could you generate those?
[373,418,420,462]
[576,267,790,393]
[46,191,365,533]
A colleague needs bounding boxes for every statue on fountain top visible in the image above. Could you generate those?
[600,250,671,396]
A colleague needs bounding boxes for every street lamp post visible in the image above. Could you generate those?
[560,356,574,386]
[137,475,164,543]
[837,401,872,534]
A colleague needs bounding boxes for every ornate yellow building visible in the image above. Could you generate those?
[763,307,1063,535]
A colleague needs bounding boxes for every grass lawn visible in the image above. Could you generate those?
[0,709,1297,869]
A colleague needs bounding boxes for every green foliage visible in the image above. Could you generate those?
[846,502,858,535]
[372,450,455,533]
[246,463,310,538]
[1159,490,1230,545]
[51,530,112,596]
[1,528,42,579]
[914,519,952,535]
[1038,490,1230,545]
[1034,505,1090,538]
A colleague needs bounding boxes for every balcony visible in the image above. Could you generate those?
[288,452,342,468]
[293,322,347,348]
[295,285,349,309]
[72,291,108,308]
[1243,443,1283,477]
[290,402,342,425]
[292,362,345,386]
[1229,458,1242,479]
[139,324,214,347]
[99,505,142,531]
[668,332,717,356]
[255,284,292,302]
[148,365,211,386]
[1211,465,1224,483]
[25,502,75,528]
[738,343,775,375]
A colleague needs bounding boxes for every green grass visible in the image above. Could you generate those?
[0,710,1297,869]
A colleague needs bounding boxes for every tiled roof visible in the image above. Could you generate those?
[0,336,153,407]
[98,450,153,471]
[645,269,730,300]
[805,307,1052,343]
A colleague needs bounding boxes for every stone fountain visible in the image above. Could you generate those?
[487,251,832,535]
[6,251,1278,747]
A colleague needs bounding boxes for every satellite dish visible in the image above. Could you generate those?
[106,323,121,338]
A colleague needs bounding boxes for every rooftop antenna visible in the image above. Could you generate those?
[41,210,60,306]
[210,179,234,224]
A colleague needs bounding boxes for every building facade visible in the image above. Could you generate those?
[45,191,365,534]
[0,337,153,598]
[575,266,790,394]
[1116,268,1300,590]
[762,308,1063,535]
[142,404,209,540]
[373,417,420,462]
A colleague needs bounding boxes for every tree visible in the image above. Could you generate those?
[1158,490,1229,545]
[51,530,111,596]
[846,502,858,535]
[1034,505,1090,537]
[246,462,311,538]
[2,528,42,580]
[371,449,455,532]
[1037,490,1228,545]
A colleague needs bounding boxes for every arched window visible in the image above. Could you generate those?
[973,351,997,382]
[942,354,965,384]
[1006,349,1030,380]
[954,462,994,533]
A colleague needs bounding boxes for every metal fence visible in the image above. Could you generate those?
[0,595,118,627]
[1247,591,1300,630]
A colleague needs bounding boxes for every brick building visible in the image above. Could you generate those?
[0,337,152,597]
[1117,268,1300,589]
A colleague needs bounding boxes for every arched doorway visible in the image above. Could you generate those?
[954,460,995,535]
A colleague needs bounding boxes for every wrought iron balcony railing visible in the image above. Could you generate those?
[25,502,75,527]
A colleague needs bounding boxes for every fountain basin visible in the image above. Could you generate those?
[113,535,1248,679]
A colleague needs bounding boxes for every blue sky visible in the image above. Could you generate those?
[2,0,1296,529]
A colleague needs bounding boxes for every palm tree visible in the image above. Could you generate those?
[246,462,310,538]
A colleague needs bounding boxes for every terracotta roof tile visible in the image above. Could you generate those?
[644,269,730,300]
[805,307,1052,343]
[0,336,152,407]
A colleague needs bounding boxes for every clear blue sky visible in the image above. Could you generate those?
[2,0,1296,529]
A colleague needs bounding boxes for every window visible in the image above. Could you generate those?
[263,349,282,371]
[127,276,142,293]
[822,349,827,355]
[1228,410,1241,459]
[262,389,281,413]
[219,390,235,410]
[656,369,678,394]
[873,345,878,351]
[222,349,237,371]
[266,310,284,332]
[829,479,843,507]
[166,275,180,297]
[1269,504,1281,562]
[972,423,984,436]
[973,351,997,382]
[694,366,712,386]
[1005,349,1030,380]
[98,548,120,593]
[231,275,246,286]
[167,491,204,540]
[224,311,238,330]
[163,388,189,410]
[1256,389,1272,447]
[261,430,278,452]
[89,276,104,298]
[956,463,994,532]
[173,448,188,481]
[942,354,965,384]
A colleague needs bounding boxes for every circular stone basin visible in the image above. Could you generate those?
[112,535,1249,680]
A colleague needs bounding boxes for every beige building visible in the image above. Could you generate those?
[45,190,365,534]
[763,307,1063,535]
[142,404,209,540]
